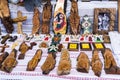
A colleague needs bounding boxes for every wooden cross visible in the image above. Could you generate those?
[0,43,9,53]
[12,11,27,34]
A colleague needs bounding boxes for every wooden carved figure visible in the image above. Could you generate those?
[76,52,90,73]
[57,49,71,75]
[1,49,18,73]
[27,49,42,71]
[41,1,52,34]
[91,49,102,77]
[32,8,40,34]
[69,0,80,35]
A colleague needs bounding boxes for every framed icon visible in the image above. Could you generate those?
[68,43,79,51]
[92,42,105,50]
[80,42,92,51]
[93,8,116,34]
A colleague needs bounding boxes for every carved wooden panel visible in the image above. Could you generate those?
[93,8,116,34]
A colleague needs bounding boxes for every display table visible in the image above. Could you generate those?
[0,0,119,80]
[0,34,120,80]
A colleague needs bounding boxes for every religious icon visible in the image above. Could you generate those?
[98,13,110,31]
[81,15,92,34]
[54,13,66,31]
[80,42,92,51]
[53,0,67,34]
[92,42,105,50]
[93,8,116,34]
[68,43,79,51]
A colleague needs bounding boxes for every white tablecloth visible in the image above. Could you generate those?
[0,34,120,80]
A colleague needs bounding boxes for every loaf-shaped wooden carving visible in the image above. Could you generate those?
[76,52,90,73]
[102,48,120,74]
[91,49,102,77]
[41,53,56,74]
[27,49,42,71]
[57,49,71,75]
[1,49,18,73]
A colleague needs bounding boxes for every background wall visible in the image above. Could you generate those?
[0,0,117,34]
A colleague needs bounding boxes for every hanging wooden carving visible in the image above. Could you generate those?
[32,8,40,34]
[69,0,80,35]
[0,0,14,33]
[53,0,67,34]
[41,1,52,34]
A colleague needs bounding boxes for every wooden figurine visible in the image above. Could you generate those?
[27,49,42,71]
[0,52,9,68]
[1,34,11,44]
[41,1,52,34]
[1,49,18,73]
[32,8,40,35]
[9,36,18,42]
[91,49,102,77]
[0,43,9,53]
[76,52,90,73]
[102,48,120,74]
[41,53,56,74]
[69,0,80,35]
[0,0,14,33]
[53,0,67,34]
[57,49,71,75]
[18,42,37,59]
